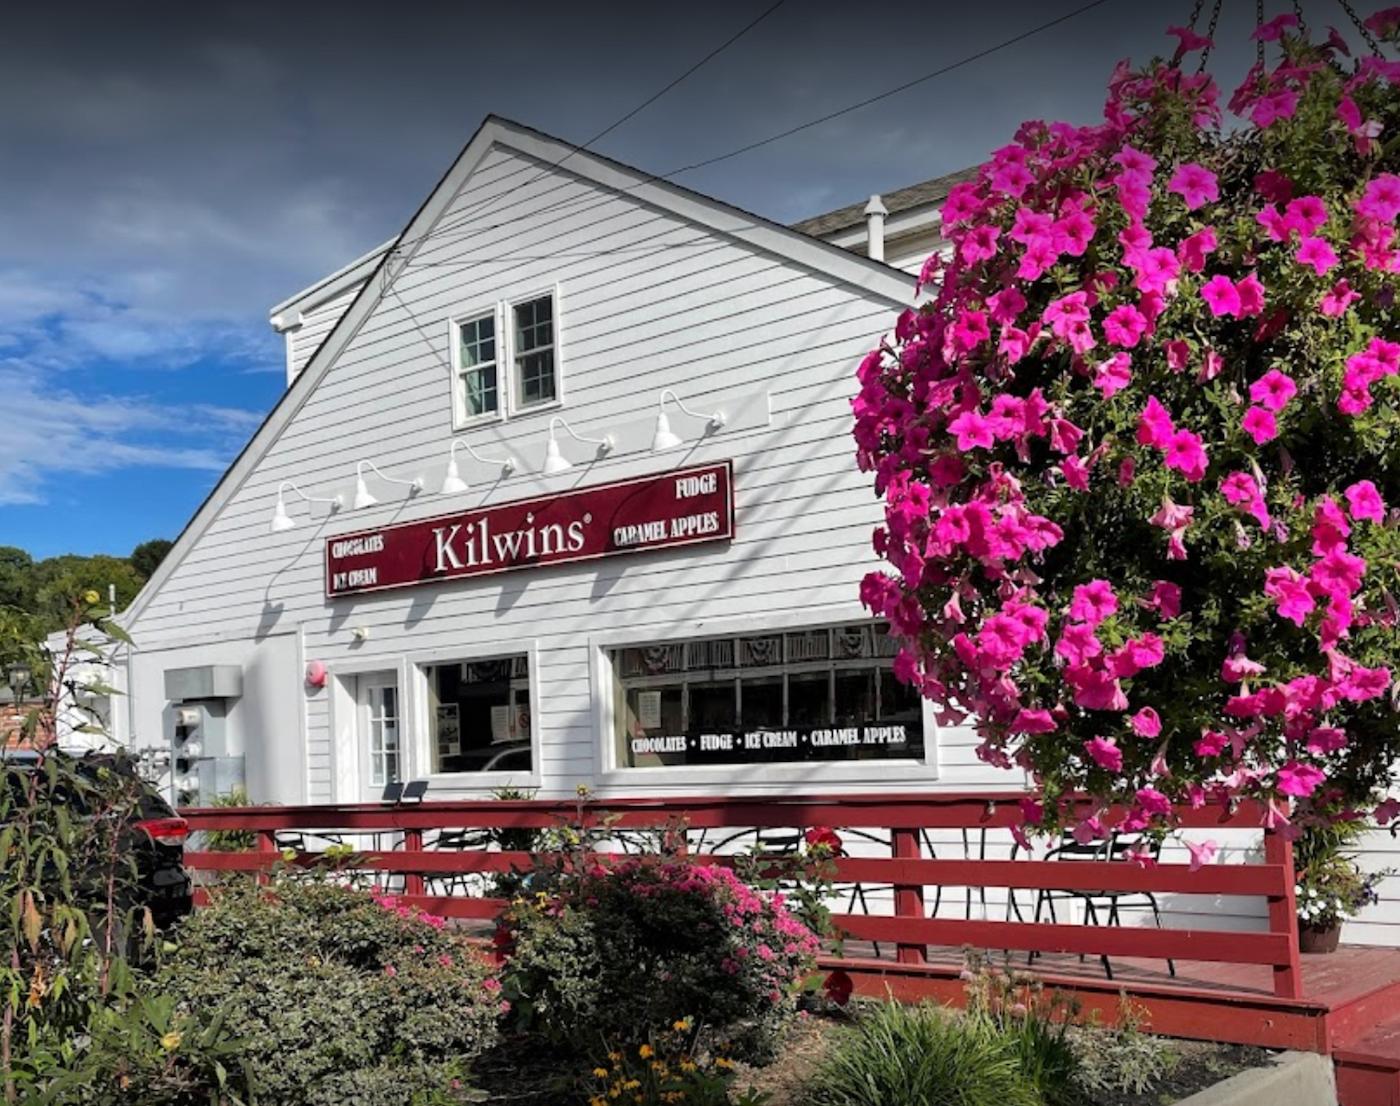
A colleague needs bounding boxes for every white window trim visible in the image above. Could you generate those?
[405,639,544,791]
[589,605,941,789]
[504,284,564,420]
[448,301,507,431]
[324,655,414,804]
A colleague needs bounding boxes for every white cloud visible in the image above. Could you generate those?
[0,365,258,506]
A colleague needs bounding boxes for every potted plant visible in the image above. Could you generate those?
[1293,821,1390,953]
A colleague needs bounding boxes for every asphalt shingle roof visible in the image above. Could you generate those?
[789,167,980,238]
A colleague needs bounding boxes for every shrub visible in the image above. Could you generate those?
[159,878,500,1106]
[1069,999,1178,1099]
[805,1001,1041,1106]
[853,16,1400,836]
[1294,816,1392,928]
[499,857,819,1059]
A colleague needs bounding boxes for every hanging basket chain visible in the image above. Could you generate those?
[1196,0,1225,71]
[1257,0,1267,65]
[1291,0,1309,37]
[1335,0,1384,55]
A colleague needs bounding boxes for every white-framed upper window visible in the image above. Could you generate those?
[511,292,557,411]
[450,307,501,426]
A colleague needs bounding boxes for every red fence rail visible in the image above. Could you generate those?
[179,791,1302,1000]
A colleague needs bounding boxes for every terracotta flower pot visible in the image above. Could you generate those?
[1298,921,1342,954]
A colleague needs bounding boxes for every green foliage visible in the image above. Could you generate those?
[806,1001,1042,1106]
[159,878,500,1106]
[129,540,174,581]
[1294,816,1393,927]
[581,1021,768,1106]
[31,992,250,1106]
[962,955,1079,1106]
[1068,1000,1179,1099]
[499,854,819,1062]
[197,789,257,853]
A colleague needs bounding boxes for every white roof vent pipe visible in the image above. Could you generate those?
[864,194,889,262]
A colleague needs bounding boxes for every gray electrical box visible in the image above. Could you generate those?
[164,665,243,702]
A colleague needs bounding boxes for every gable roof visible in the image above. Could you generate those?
[123,114,916,630]
[790,167,980,238]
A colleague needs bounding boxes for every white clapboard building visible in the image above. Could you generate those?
[92,117,1397,944]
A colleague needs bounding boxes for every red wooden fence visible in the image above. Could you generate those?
[179,791,1302,1000]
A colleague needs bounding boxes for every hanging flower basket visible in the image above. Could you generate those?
[855,11,1400,846]
[1298,920,1343,954]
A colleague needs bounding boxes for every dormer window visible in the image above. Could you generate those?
[450,290,560,429]
[512,294,556,410]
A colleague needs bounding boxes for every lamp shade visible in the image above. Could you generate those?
[352,475,378,510]
[542,437,572,475]
[651,410,683,452]
[439,458,469,495]
[270,496,296,532]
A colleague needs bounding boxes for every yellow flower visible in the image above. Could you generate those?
[159,1030,182,1052]
[671,1018,691,1031]
[637,1044,654,1060]
[592,1067,609,1079]
[679,1061,697,1073]
[650,1061,666,1073]
[590,1098,607,1106]
[82,589,100,606]
[623,1079,641,1090]
[608,1051,623,1063]
[714,1057,734,1069]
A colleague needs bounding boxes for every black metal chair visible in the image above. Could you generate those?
[1029,831,1174,980]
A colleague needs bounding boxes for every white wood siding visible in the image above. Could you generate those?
[124,144,1011,809]
[285,285,363,384]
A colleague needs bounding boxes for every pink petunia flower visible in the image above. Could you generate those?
[1168,162,1219,209]
[1319,279,1361,317]
[1147,580,1182,619]
[1164,429,1209,481]
[948,409,993,450]
[1242,406,1278,445]
[1185,840,1217,871]
[1130,707,1162,738]
[1201,274,1241,316]
[1235,273,1266,317]
[1249,369,1297,411]
[1276,761,1325,798]
[1357,174,1400,222]
[1344,479,1386,523]
[1093,352,1132,397]
[1084,736,1124,772]
[1103,304,1148,348]
[1136,396,1175,448]
[1296,236,1338,275]
[1177,227,1218,273]
[1069,579,1119,625]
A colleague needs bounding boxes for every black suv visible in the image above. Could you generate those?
[2,749,194,929]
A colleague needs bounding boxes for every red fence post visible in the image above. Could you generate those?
[255,828,278,886]
[403,828,425,898]
[1264,828,1303,999]
[891,827,926,964]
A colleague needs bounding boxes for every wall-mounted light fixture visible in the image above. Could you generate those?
[352,460,424,510]
[270,481,343,533]
[652,389,726,453]
[439,438,517,495]
[542,415,614,476]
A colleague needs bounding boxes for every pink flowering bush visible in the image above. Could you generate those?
[855,16,1400,844]
[498,857,819,1059]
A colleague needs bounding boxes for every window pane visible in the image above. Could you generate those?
[739,675,783,728]
[789,672,831,727]
[513,296,556,409]
[517,350,556,406]
[610,621,923,768]
[462,365,498,417]
[426,654,532,774]
[460,315,496,368]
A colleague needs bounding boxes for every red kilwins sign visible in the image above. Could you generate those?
[325,461,734,598]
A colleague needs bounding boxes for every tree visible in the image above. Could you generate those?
[30,556,143,634]
[854,14,1400,842]
[0,547,34,613]
[129,538,173,581]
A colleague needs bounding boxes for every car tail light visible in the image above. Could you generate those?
[136,817,190,846]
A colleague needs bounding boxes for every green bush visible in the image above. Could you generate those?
[159,879,500,1106]
[962,957,1079,1106]
[1068,1000,1178,1099]
[806,1001,1042,1106]
[499,857,819,1060]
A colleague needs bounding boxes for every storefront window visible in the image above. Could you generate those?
[611,622,924,768]
[425,654,532,774]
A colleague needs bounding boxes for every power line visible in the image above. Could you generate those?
[393,0,1117,274]
[412,0,788,251]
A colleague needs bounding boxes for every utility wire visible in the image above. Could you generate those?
[411,0,788,251]
[394,0,1118,272]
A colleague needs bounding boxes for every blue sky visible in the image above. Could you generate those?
[1,0,1386,559]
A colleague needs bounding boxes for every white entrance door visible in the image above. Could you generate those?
[357,673,403,801]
